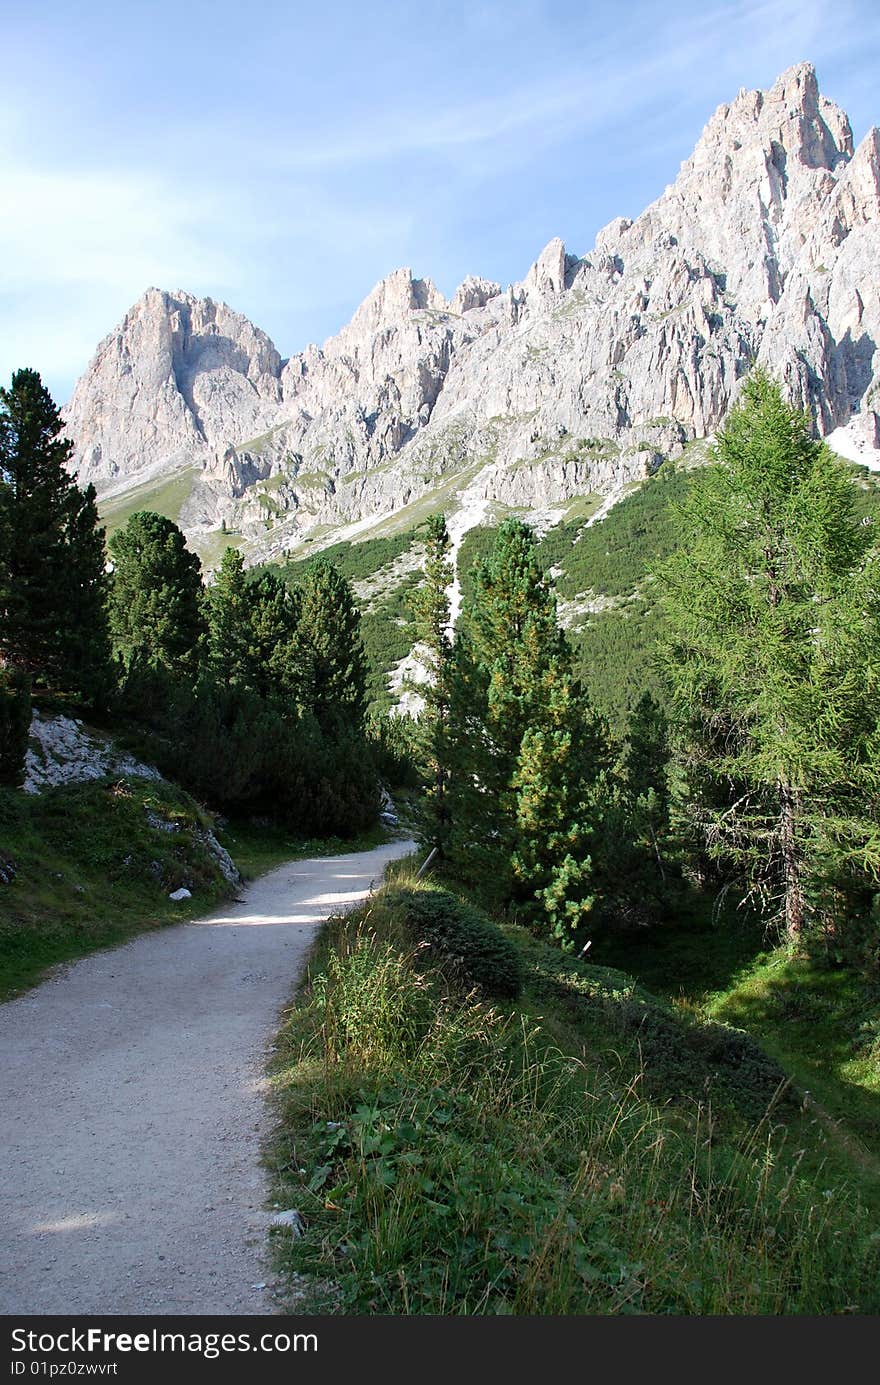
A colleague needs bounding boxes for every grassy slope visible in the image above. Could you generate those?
[0,777,232,999]
[99,467,198,537]
[594,902,880,1213]
[267,872,879,1315]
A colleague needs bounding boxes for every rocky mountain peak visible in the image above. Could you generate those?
[524,237,569,298]
[63,63,880,561]
[342,267,447,341]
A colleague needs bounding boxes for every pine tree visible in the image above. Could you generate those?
[621,690,671,879]
[658,371,880,939]
[206,551,305,710]
[447,518,610,939]
[62,482,113,706]
[510,662,610,943]
[0,369,111,703]
[108,511,206,676]
[408,514,454,850]
[0,665,30,787]
[207,547,254,687]
[247,569,304,711]
[293,559,367,730]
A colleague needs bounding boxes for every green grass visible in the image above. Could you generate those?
[707,953,880,1189]
[0,777,234,999]
[594,898,880,1211]
[267,873,880,1314]
[99,466,199,537]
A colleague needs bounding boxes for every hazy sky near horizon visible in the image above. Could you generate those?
[3,0,880,401]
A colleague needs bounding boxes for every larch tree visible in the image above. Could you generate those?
[658,370,880,940]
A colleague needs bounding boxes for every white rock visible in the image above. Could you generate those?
[270,1209,305,1236]
[24,712,161,795]
[168,888,192,901]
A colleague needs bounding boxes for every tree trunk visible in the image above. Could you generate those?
[779,779,806,939]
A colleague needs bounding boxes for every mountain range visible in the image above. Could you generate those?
[62,62,880,564]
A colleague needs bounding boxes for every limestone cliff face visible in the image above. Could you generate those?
[64,289,282,493]
[64,63,880,551]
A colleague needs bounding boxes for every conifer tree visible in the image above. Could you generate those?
[510,662,610,942]
[659,371,880,939]
[621,690,671,877]
[0,665,31,787]
[447,519,610,939]
[206,550,305,709]
[247,569,303,710]
[293,559,367,730]
[408,514,454,850]
[62,481,114,706]
[207,547,253,687]
[0,369,111,703]
[108,511,206,676]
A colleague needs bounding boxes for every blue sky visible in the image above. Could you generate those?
[2,0,880,401]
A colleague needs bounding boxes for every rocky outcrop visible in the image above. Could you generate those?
[63,289,282,495]
[24,711,163,794]
[64,63,880,553]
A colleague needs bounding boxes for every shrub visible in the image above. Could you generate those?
[0,666,31,787]
[386,885,522,998]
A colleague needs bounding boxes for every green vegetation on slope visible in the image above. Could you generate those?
[268,871,879,1314]
[281,529,424,714]
[594,903,880,1212]
[0,777,233,998]
[100,466,199,539]
[284,531,420,586]
[454,457,880,729]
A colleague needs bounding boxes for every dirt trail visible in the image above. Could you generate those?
[0,838,415,1315]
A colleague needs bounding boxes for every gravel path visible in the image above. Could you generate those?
[0,838,415,1315]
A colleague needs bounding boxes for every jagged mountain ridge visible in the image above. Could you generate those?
[64,63,880,557]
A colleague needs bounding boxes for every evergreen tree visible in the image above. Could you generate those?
[447,518,610,940]
[62,482,114,706]
[0,665,30,787]
[207,547,254,687]
[207,551,305,709]
[510,662,610,943]
[621,690,671,879]
[108,511,206,676]
[293,559,367,730]
[658,371,880,939]
[247,569,304,710]
[0,369,111,703]
[408,514,454,850]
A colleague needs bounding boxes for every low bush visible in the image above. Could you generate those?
[384,884,523,998]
